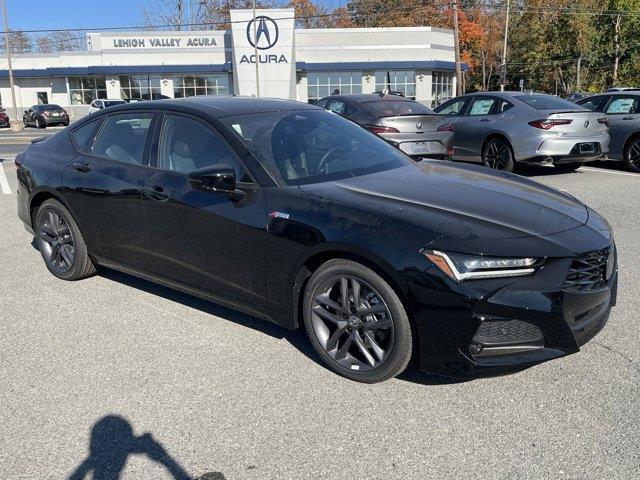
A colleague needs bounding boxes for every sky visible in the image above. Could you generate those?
[4,0,346,33]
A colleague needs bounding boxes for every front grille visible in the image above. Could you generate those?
[473,319,544,345]
[564,248,611,292]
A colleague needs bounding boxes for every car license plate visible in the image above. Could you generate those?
[412,142,431,154]
[579,143,595,153]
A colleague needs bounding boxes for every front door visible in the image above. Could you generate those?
[454,96,500,160]
[62,111,156,269]
[602,95,640,158]
[142,112,267,307]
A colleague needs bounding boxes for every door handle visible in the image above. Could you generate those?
[142,185,170,202]
[480,118,492,122]
[71,161,92,173]
[622,116,634,120]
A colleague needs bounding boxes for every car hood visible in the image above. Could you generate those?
[298,160,589,243]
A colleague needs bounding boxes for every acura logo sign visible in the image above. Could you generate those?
[247,16,279,50]
[416,121,423,129]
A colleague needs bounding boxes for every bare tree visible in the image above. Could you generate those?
[35,31,85,54]
[0,29,33,54]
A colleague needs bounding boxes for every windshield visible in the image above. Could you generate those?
[220,110,411,186]
[515,95,583,111]
[104,100,126,107]
[363,100,434,116]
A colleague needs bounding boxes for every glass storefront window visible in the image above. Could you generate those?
[431,71,455,107]
[68,76,107,105]
[306,71,362,103]
[374,70,416,99]
[120,75,162,101]
[172,74,230,98]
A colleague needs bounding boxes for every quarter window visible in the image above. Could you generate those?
[120,75,161,101]
[157,114,251,182]
[375,70,416,99]
[92,113,153,164]
[172,74,230,98]
[70,119,102,153]
[307,72,362,104]
[68,76,107,105]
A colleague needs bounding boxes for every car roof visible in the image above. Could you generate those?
[100,96,320,117]
[320,93,415,103]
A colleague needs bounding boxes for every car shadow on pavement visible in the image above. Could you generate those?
[98,267,458,386]
[68,415,225,480]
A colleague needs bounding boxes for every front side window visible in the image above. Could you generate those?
[91,113,153,164]
[577,96,608,112]
[173,74,230,98]
[157,114,251,182]
[375,70,416,99]
[434,98,467,116]
[605,96,639,115]
[431,72,455,107]
[120,75,161,101]
[69,76,107,105]
[307,71,362,104]
[220,110,411,186]
[468,98,498,116]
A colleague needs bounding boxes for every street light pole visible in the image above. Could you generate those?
[452,0,462,96]
[252,0,260,97]
[1,0,19,130]
[500,0,511,92]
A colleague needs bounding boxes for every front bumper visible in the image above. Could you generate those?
[410,245,617,379]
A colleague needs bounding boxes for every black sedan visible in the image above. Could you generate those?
[23,104,70,128]
[15,97,617,383]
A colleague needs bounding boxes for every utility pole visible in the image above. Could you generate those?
[252,0,260,97]
[500,0,511,92]
[1,0,19,130]
[452,0,462,96]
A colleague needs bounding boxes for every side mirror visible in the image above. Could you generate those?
[188,164,237,196]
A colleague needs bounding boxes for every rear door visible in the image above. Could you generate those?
[453,96,502,160]
[602,95,640,157]
[141,111,268,306]
[61,111,156,269]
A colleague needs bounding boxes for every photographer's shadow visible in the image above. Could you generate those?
[69,415,224,480]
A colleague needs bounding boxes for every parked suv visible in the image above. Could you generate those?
[576,92,640,172]
[434,92,609,172]
[315,93,453,159]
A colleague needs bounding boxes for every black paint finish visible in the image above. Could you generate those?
[15,97,617,378]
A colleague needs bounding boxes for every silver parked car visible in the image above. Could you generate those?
[434,92,610,172]
[576,92,640,172]
[315,93,453,159]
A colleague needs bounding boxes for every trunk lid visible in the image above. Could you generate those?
[541,110,607,137]
[379,114,446,133]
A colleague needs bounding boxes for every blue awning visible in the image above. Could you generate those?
[0,62,233,78]
[296,60,468,72]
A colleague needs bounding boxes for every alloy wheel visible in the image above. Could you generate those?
[310,275,394,372]
[627,139,640,172]
[38,209,75,274]
[483,141,510,170]
[35,118,41,128]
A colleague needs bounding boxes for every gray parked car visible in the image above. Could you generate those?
[576,92,640,172]
[434,92,610,172]
[315,93,453,159]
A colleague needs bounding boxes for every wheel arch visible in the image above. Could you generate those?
[29,188,76,229]
[481,132,515,158]
[622,131,640,158]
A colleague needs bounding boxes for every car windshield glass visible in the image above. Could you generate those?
[362,100,433,116]
[515,95,581,110]
[220,110,411,186]
[103,100,126,107]
[41,105,63,111]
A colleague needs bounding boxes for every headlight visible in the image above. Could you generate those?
[422,249,540,282]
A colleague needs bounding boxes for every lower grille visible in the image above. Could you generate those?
[473,319,544,345]
[564,247,611,292]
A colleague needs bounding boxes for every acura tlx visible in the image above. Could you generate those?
[15,97,617,382]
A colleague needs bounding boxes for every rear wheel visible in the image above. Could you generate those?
[624,136,640,173]
[35,117,45,129]
[482,138,514,172]
[35,199,96,280]
[302,259,413,383]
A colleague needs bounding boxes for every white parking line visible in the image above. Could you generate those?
[0,163,11,194]
[581,167,640,178]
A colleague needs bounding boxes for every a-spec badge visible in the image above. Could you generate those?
[269,211,290,220]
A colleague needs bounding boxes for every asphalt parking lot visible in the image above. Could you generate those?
[0,131,638,479]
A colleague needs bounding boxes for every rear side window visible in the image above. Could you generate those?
[468,98,498,116]
[362,100,433,116]
[92,113,153,164]
[70,119,102,153]
[605,96,639,114]
[577,96,608,112]
[515,95,579,110]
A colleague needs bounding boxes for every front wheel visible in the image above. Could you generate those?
[624,137,640,173]
[302,259,413,383]
[35,199,96,280]
[482,138,515,172]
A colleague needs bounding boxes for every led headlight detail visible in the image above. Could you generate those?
[422,250,539,282]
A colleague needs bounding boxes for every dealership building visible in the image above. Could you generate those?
[0,8,460,118]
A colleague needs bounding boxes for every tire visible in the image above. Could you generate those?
[35,117,45,129]
[34,199,96,281]
[482,137,515,172]
[556,162,582,172]
[302,259,413,383]
[624,136,640,173]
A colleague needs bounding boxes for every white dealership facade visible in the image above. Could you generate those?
[0,9,459,118]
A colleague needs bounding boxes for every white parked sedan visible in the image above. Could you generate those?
[88,99,127,114]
